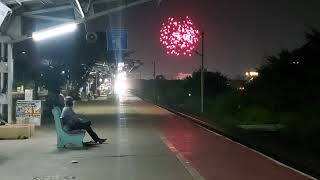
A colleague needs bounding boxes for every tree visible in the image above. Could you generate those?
[184,69,230,97]
[247,29,320,112]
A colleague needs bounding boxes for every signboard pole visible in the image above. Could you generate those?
[0,43,4,115]
[7,43,13,123]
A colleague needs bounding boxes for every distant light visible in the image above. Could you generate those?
[32,23,77,41]
[22,51,26,55]
[238,86,245,91]
[245,71,259,77]
[115,72,128,95]
[117,62,125,72]
[250,72,259,76]
[99,78,103,82]
[104,78,108,83]
[117,72,127,80]
[61,71,65,74]
[188,93,191,97]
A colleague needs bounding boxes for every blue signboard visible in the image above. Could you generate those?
[107,29,128,50]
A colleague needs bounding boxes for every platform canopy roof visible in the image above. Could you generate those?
[1,0,159,42]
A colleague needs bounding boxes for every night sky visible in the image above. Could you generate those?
[124,0,320,79]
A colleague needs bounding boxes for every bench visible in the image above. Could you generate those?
[0,124,35,139]
[51,106,85,148]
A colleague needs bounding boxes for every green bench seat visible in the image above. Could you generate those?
[51,106,85,148]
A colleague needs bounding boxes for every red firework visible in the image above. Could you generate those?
[160,16,200,56]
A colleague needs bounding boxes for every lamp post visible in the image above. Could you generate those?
[195,31,204,113]
[201,32,204,113]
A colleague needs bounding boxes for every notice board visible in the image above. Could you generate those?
[16,100,42,126]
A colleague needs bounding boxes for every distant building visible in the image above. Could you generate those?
[229,79,246,91]
[173,73,192,80]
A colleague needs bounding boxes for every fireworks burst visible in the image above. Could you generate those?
[160,16,200,56]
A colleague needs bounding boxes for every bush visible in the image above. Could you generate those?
[283,105,320,148]
[233,107,278,125]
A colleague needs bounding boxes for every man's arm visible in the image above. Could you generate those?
[61,107,81,125]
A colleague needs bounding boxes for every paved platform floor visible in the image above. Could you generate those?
[0,94,316,180]
[0,95,192,180]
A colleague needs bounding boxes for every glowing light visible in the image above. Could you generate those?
[115,72,128,95]
[245,71,259,77]
[250,72,259,76]
[160,16,200,56]
[32,23,77,41]
[117,62,125,71]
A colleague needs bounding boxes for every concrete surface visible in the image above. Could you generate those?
[0,94,316,180]
[0,95,193,180]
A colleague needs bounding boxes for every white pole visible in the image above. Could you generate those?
[0,43,4,115]
[7,43,13,124]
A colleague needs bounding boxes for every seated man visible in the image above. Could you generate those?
[61,96,107,144]
[58,93,65,110]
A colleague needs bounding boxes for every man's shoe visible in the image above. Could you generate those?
[97,138,107,144]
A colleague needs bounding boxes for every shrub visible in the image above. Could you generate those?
[233,106,278,125]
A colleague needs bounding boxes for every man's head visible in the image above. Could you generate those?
[65,96,74,107]
[58,94,65,106]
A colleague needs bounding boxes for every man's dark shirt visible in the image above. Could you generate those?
[60,106,80,126]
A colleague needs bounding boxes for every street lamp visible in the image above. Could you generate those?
[195,32,205,113]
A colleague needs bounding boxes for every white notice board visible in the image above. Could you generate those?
[16,100,42,126]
